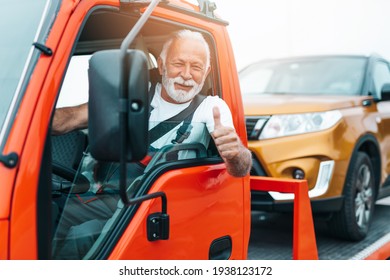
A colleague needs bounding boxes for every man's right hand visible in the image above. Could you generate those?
[211,106,252,177]
[211,106,241,161]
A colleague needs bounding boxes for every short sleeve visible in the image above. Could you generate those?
[195,96,234,133]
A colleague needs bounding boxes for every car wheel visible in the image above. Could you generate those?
[328,152,376,241]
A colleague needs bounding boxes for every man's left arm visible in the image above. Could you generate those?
[211,106,252,177]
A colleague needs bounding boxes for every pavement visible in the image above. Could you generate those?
[248,199,390,260]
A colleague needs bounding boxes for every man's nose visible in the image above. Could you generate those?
[180,64,192,80]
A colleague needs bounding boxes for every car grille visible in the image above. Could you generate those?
[245,116,270,140]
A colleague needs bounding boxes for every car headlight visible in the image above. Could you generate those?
[259,110,342,139]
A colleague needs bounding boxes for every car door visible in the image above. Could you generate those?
[371,60,390,181]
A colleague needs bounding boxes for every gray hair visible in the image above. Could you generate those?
[159,29,211,70]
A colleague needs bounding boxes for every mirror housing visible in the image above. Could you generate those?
[381,83,390,101]
[88,49,149,162]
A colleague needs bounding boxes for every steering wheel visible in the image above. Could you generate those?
[52,161,90,194]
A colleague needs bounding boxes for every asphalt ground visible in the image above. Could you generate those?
[247,197,390,260]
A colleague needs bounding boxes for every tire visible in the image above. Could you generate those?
[327,152,376,241]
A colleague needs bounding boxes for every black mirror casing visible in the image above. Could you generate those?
[381,83,390,101]
[88,50,149,162]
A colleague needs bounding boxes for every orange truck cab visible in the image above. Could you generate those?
[0,0,317,260]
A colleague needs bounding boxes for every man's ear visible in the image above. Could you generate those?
[157,57,164,75]
[205,65,211,77]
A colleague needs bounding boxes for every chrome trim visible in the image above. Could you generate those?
[269,160,335,200]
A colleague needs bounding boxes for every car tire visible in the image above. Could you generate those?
[327,151,376,241]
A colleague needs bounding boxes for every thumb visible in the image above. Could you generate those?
[213,106,223,129]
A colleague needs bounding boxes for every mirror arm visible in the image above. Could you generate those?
[118,0,160,205]
[119,0,161,58]
[125,191,167,215]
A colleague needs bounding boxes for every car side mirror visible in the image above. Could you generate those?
[381,83,390,101]
[88,49,149,162]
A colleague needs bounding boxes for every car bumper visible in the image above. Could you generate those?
[250,189,344,212]
[249,123,353,201]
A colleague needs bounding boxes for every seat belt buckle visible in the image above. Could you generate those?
[172,124,193,144]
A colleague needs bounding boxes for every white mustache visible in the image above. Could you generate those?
[171,76,197,87]
[161,66,206,103]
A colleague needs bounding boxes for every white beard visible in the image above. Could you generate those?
[162,69,205,103]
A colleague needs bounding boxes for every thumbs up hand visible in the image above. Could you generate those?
[210,106,252,177]
[211,106,241,161]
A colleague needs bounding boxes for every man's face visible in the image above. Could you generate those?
[159,38,210,103]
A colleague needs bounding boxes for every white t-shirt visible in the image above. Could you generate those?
[149,83,234,153]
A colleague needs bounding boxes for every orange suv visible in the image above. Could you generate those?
[240,54,390,241]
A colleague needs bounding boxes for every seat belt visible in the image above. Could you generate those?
[140,81,206,166]
[148,93,206,145]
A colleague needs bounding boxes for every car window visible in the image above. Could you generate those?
[372,61,390,99]
[239,57,366,96]
[57,55,91,108]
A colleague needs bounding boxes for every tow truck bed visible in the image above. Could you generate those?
[248,198,390,260]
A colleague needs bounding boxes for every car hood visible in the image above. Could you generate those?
[243,94,370,115]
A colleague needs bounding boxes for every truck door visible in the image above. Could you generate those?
[52,150,249,260]
[45,5,250,260]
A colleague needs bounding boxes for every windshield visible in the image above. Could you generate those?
[0,0,58,147]
[239,56,367,96]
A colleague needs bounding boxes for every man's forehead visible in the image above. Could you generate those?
[167,38,207,62]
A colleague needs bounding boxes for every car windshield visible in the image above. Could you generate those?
[239,56,367,96]
[0,0,56,146]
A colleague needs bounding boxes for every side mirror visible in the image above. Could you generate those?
[88,49,149,162]
[381,83,390,101]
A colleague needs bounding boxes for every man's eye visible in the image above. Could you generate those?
[192,66,203,71]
